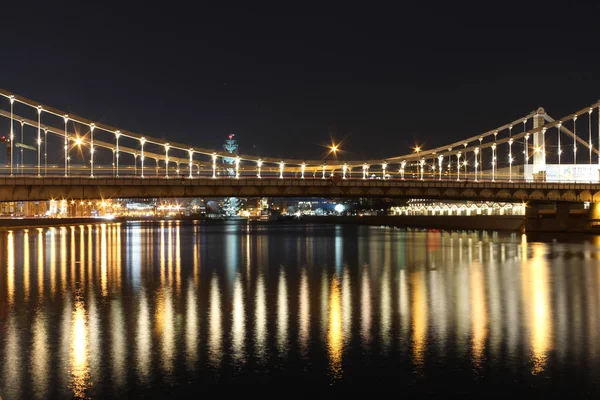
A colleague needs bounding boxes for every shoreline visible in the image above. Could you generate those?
[0,214,598,235]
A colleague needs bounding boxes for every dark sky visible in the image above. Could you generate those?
[1,2,600,162]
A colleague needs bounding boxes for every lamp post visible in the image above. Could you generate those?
[474,147,479,182]
[90,123,95,178]
[342,163,347,179]
[9,96,14,177]
[279,161,284,179]
[400,160,406,180]
[508,138,513,182]
[115,131,121,177]
[37,106,42,177]
[64,115,69,177]
[212,152,217,178]
[382,162,387,179]
[140,137,146,178]
[300,162,305,179]
[164,143,170,178]
[456,152,461,181]
[257,159,263,178]
[189,148,194,179]
[491,143,497,182]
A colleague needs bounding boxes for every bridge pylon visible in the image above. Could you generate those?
[532,107,546,174]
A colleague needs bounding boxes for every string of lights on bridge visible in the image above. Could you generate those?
[2,87,600,183]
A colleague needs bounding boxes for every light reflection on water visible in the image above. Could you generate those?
[0,223,600,396]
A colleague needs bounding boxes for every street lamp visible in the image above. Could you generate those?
[342,163,348,179]
[300,162,305,179]
[164,143,170,178]
[508,138,514,182]
[400,160,406,180]
[90,123,95,178]
[9,96,14,177]
[115,131,121,177]
[474,147,479,182]
[257,159,263,178]
[189,148,194,178]
[491,143,497,182]
[212,152,217,178]
[64,115,69,177]
[140,137,146,178]
[382,162,387,179]
[37,106,42,177]
[279,161,284,179]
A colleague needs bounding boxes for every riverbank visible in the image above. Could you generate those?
[2,214,599,234]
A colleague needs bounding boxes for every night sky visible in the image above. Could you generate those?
[1,2,600,162]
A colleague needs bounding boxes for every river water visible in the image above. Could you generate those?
[0,221,599,397]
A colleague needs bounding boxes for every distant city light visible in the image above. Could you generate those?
[334,204,345,213]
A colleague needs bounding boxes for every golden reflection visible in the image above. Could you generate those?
[87,226,93,287]
[470,261,488,367]
[50,228,56,296]
[185,281,199,370]
[156,287,175,374]
[70,298,90,398]
[193,232,200,286]
[60,227,67,293]
[380,263,391,351]
[7,230,14,306]
[37,228,44,300]
[24,230,30,302]
[299,269,310,354]
[31,310,49,399]
[342,267,352,344]
[79,226,85,286]
[411,271,427,366]
[136,289,151,381]
[160,223,166,284]
[70,227,76,287]
[255,274,267,359]
[175,223,181,294]
[321,269,329,340]
[87,292,101,386]
[208,274,223,367]
[168,222,173,286]
[4,314,21,399]
[360,266,371,344]
[522,243,552,375]
[328,276,343,382]
[232,273,246,362]
[100,224,108,296]
[111,301,126,388]
[399,269,410,338]
[277,269,289,354]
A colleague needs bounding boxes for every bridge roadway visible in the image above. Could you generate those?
[1,176,600,203]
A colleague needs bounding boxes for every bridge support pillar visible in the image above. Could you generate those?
[589,202,600,228]
[532,107,546,174]
[523,204,540,232]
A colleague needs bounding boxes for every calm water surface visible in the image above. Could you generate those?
[1,221,600,397]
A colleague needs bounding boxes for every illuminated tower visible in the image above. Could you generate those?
[223,133,238,177]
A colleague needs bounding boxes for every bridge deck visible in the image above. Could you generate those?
[0,177,599,202]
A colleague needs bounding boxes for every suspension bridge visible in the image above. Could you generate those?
[1,88,600,204]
